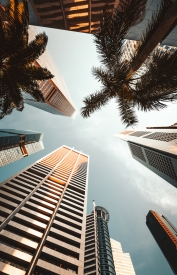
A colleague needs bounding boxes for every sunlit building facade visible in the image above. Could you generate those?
[0,145,89,275]
[24,26,75,117]
[110,239,136,275]
[1,0,146,34]
[1,0,177,46]
[146,210,177,275]
[28,0,116,33]
[0,129,44,167]
[115,127,177,188]
[84,204,116,275]
[121,39,176,77]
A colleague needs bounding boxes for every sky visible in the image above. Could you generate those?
[1,26,177,275]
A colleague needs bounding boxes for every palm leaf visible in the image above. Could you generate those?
[130,0,174,69]
[94,0,147,69]
[132,49,177,111]
[8,33,48,65]
[0,0,54,119]
[116,93,138,128]
[4,0,28,54]
[23,86,44,102]
[81,89,112,118]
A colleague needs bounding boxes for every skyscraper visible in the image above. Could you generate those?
[0,145,89,275]
[24,26,75,117]
[84,204,116,275]
[0,129,44,167]
[110,238,136,275]
[1,0,146,34]
[2,0,177,46]
[28,0,116,33]
[121,40,176,77]
[146,210,177,275]
[115,127,177,188]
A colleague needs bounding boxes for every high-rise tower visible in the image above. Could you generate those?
[146,210,177,275]
[110,238,136,275]
[84,204,116,275]
[0,129,44,167]
[115,126,177,188]
[24,26,75,117]
[0,145,89,275]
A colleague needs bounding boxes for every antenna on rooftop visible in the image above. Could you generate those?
[93,200,96,210]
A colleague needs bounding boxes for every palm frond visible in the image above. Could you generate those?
[131,49,177,111]
[0,94,13,119]
[4,0,29,54]
[94,0,147,69]
[116,93,138,128]
[8,33,48,65]
[21,64,54,81]
[81,89,112,118]
[130,0,174,68]
[23,86,45,102]
[136,49,177,95]
[10,87,24,111]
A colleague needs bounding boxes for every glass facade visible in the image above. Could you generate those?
[24,26,76,117]
[0,146,89,275]
[0,129,44,167]
[146,211,177,275]
[0,132,20,149]
[25,141,44,155]
[116,127,177,189]
[0,147,23,167]
[95,207,116,275]
[110,239,136,275]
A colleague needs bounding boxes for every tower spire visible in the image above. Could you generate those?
[93,200,96,209]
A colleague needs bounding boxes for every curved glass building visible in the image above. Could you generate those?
[84,204,116,275]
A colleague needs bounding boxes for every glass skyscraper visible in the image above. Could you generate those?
[146,210,177,275]
[84,204,136,275]
[24,26,76,117]
[110,239,136,275]
[0,145,89,275]
[84,204,116,275]
[0,129,44,167]
[115,126,177,188]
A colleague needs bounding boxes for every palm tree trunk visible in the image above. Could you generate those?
[131,0,177,73]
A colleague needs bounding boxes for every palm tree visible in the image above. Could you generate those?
[81,0,177,127]
[0,0,54,119]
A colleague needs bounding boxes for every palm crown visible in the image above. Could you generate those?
[81,0,177,127]
[0,0,54,119]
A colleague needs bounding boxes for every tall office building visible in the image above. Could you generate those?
[1,0,146,34]
[84,204,116,275]
[24,26,75,117]
[146,210,177,275]
[115,127,177,188]
[0,145,89,275]
[1,0,177,46]
[110,239,136,275]
[0,129,44,167]
[121,40,176,77]
[147,122,177,130]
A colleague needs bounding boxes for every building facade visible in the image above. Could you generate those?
[121,39,176,77]
[147,122,177,130]
[146,210,177,275]
[110,238,136,275]
[24,26,75,117]
[115,127,177,188]
[0,129,44,167]
[84,204,116,275]
[1,0,177,45]
[1,0,146,34]
[0,145,89,275]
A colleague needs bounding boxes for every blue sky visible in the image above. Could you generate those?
[1,26,177,275]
